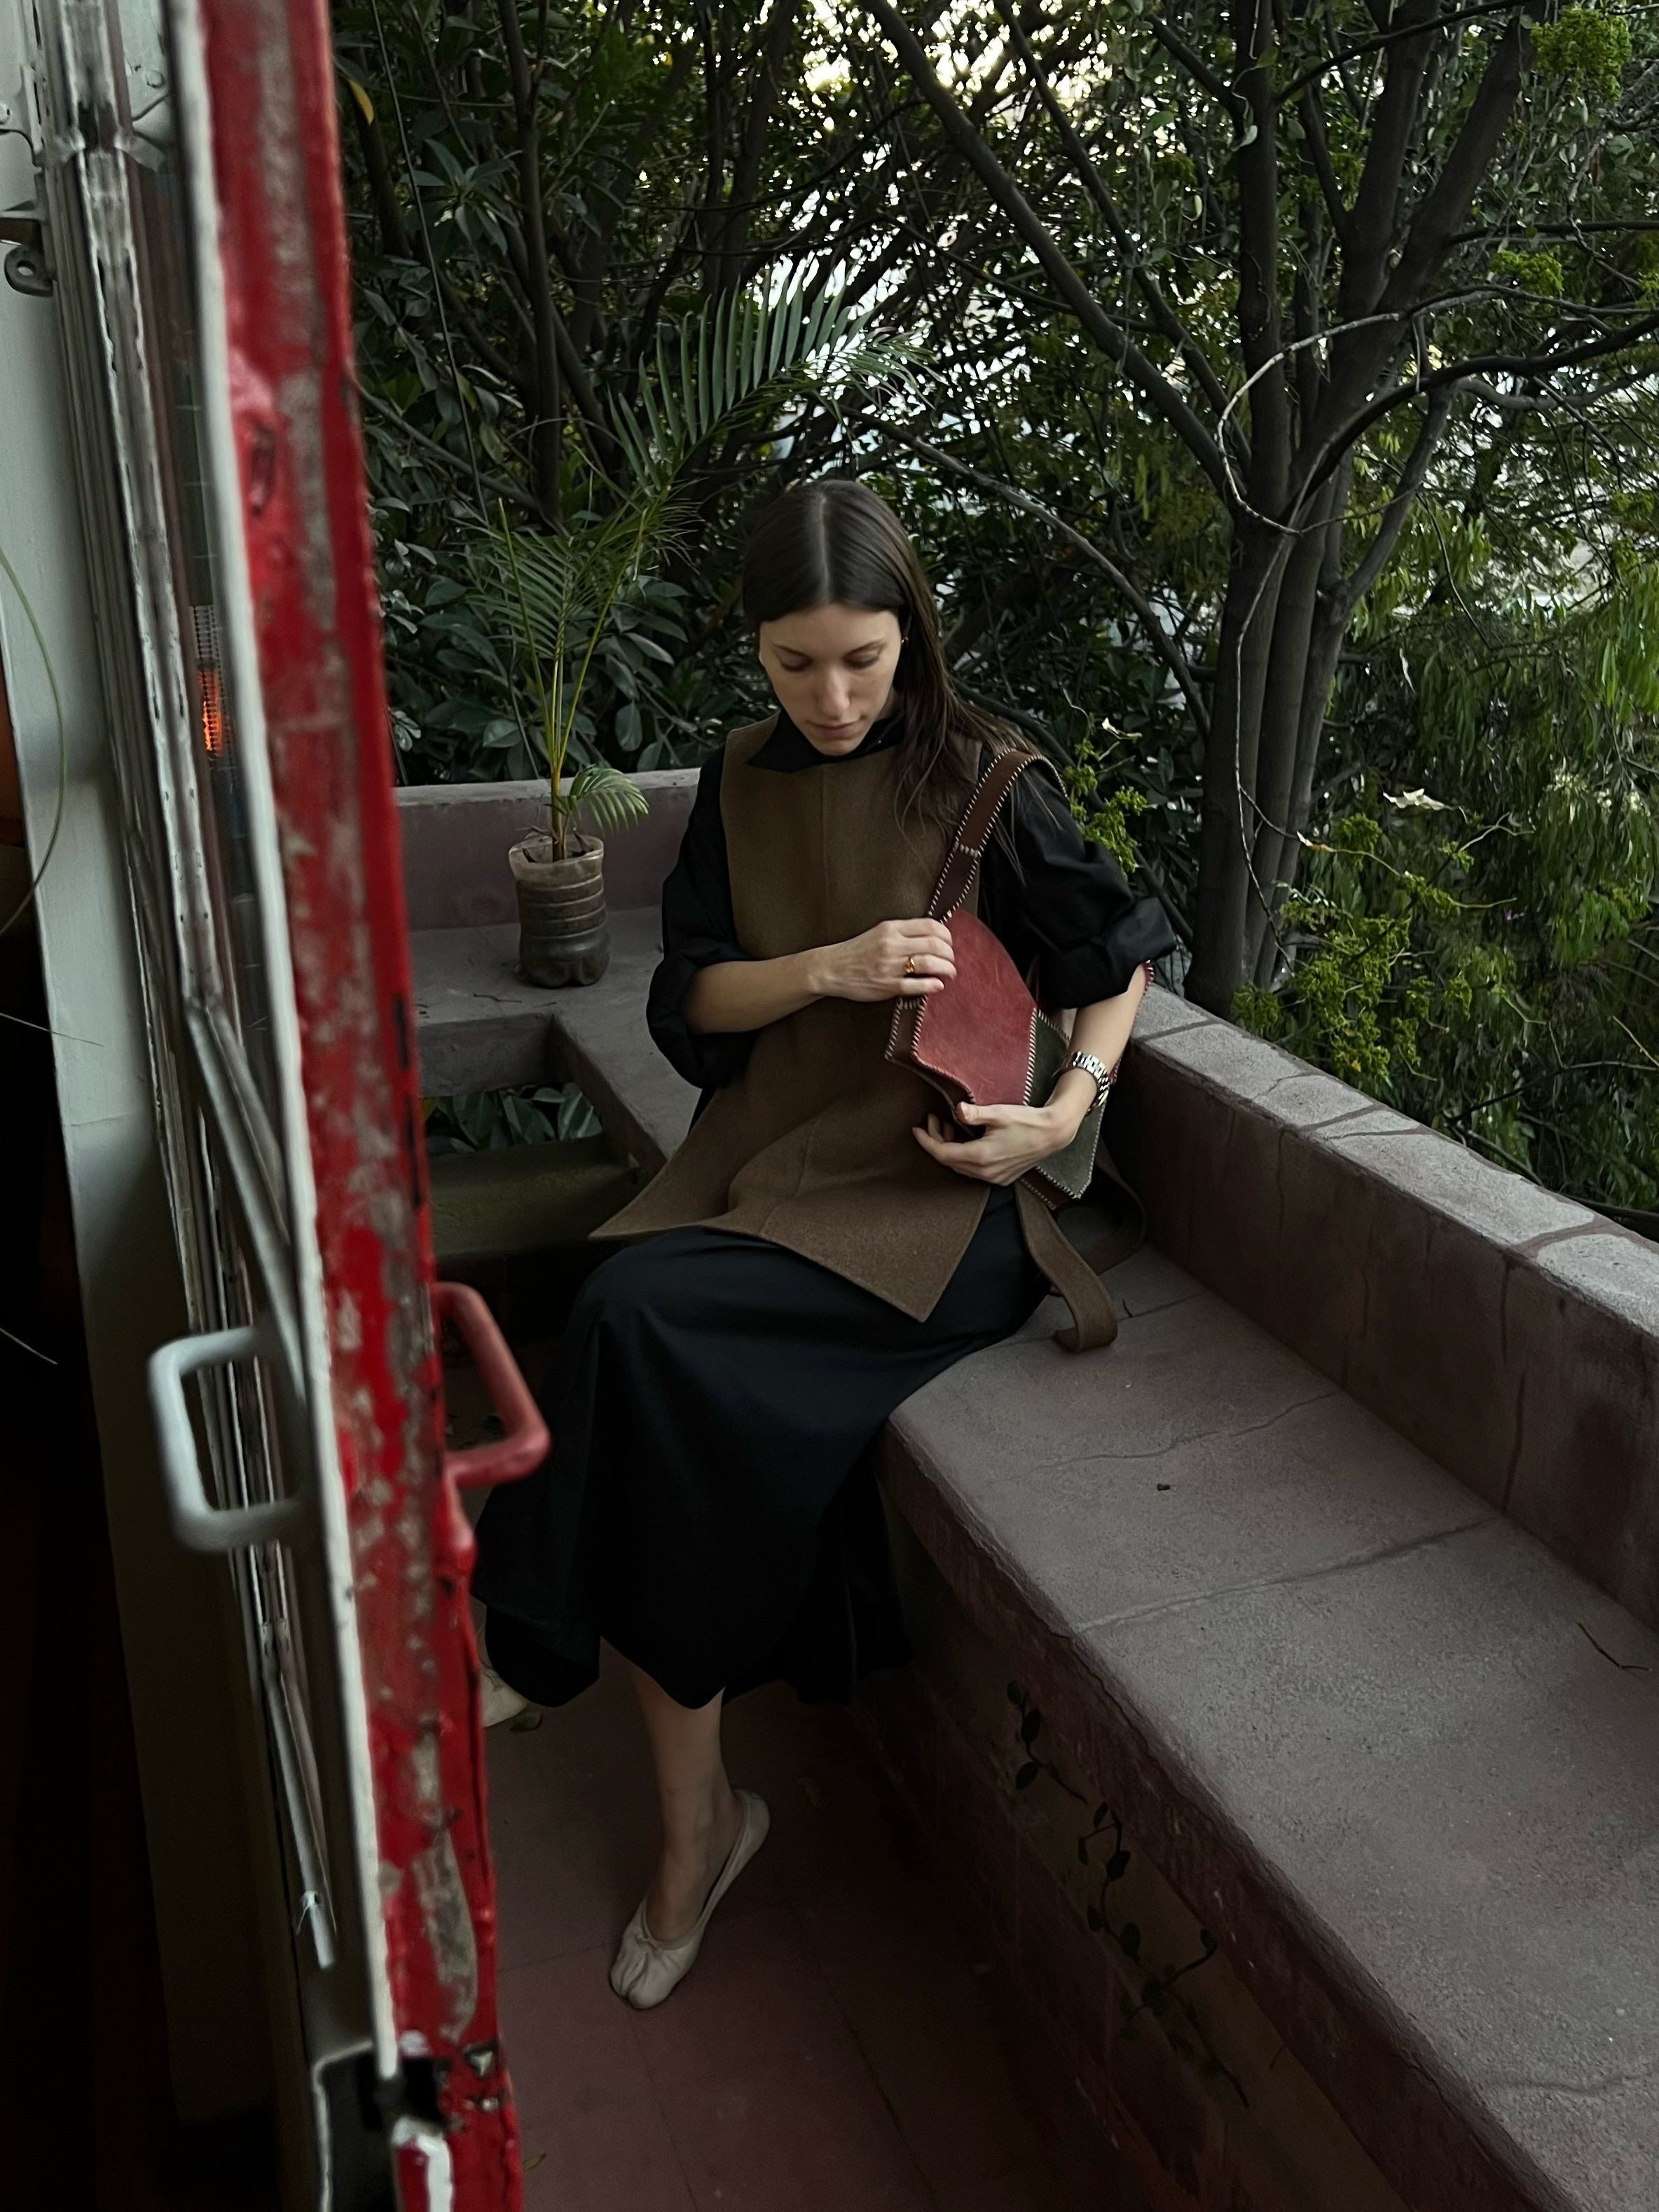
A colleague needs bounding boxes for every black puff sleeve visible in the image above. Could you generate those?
[979,760,1178,1005]
[645,752,760,1090]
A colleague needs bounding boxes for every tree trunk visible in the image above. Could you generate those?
[1242,477,1342,979]
[1186,523,1290,1013]
[1251,582,1349,986]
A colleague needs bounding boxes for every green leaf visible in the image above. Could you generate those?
[556,1088,600,1141]
[567,757,650,840]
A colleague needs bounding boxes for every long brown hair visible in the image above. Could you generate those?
[739,477,1020,830]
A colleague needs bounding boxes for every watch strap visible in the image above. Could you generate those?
[1063,1049,1114,1109]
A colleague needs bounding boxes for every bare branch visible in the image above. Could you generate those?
[1340,385,1454,607]
[1450,219,1659,245]
[344,89,413,260]
[995,1,1233,427]
[1380,16,1527,315]
[719,0,803,285]
[1338,0,1441,322]
[1234,0,1292,501]
[1276,0,1524,107]
[1296,84,1352,245]
[849,410,1211,738]
[1148,15,1247,118]
[853,0,1234,506]
[1303,310,1659,502]
[496,0,563,515]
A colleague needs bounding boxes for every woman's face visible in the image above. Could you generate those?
[756,602,904,756]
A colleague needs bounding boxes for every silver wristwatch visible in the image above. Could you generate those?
[1062,1049,1115,1111]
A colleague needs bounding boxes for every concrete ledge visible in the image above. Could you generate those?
[1110,996,1659,1628]
[407,891,1659,1627]
[876,1247,1659,2212]
[427,1136,640,1269]
[397,770,697,928]
[408,909,695,1168]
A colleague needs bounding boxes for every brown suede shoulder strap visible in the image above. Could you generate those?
[1014,1183,1120,1352]
[928,748,1041,920]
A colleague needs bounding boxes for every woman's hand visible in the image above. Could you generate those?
[911,1088,1090,1188]
[811,919,956,1004]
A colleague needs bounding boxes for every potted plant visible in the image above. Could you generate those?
[495,504,659,986]
[478,275,914,987]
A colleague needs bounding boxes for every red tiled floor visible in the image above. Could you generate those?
[636,1908,933,2211]
[949,2169,1078,2211]
[497,1946,643,2130]
[518,2091,696,2212]
[484,1644,1115,2210]
[501,1946,696,2211]
[796,1881,1046,2190]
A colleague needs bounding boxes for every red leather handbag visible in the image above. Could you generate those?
[886,748,1101,1202]
[886,745,1142,1352]
[889,752,1150,1354]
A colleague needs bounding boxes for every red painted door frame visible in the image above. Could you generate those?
[190,0,539,2199]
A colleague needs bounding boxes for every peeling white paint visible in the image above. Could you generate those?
[408,1822,480,2043]
[390,2117,454,2212]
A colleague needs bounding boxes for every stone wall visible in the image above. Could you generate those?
[1111,993,1659,1629]
[397,773,696,929]
[859,1520,1416,2212]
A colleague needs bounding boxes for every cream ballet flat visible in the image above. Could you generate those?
[479,1660,535,1730]
[609,1791,771,2010]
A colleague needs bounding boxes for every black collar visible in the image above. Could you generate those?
[749,703,906,771]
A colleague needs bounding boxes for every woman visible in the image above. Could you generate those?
[473,478,1176,2010]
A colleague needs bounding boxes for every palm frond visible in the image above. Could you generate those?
[470,494,687,673]
[610,268,891,490]
[567,757,651,841]
[469,269,916,839]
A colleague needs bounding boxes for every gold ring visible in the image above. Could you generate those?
[904,956,918,978]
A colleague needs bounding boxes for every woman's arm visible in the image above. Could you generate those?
[647,757,766,1090]
[911,963,1151,1186]
[914,755,1176,1181]
[1037,977,1148,1134]
[686,918,958,1033]
[977,761,1176,1005]
[651,754,957,1077]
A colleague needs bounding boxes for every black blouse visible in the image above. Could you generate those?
[647,707,1177,1092]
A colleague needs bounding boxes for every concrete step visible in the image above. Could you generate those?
[427,1134,640,1270]
[882,1241,1658,2212]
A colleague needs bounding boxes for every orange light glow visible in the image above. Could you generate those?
[198,662,225,756]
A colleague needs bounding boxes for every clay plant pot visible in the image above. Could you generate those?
[509,830,610,987]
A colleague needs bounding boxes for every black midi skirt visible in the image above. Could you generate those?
[471,1183,1047,1712]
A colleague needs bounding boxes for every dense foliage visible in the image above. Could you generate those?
[339,2,1659,1212]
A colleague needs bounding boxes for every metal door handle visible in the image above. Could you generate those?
[433,1282,549,1490]
[149,1324,308,1551]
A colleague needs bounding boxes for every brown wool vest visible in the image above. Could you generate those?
[603,717,1124,1346]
